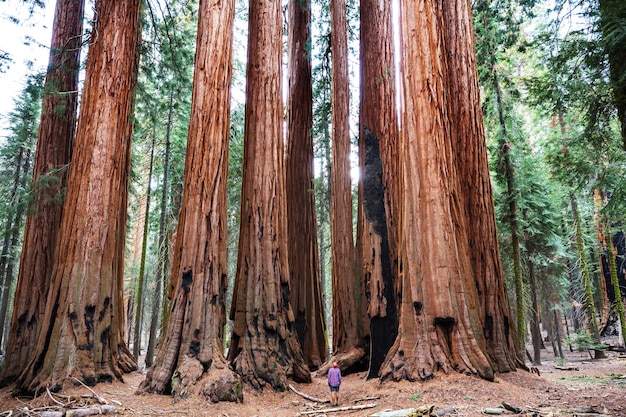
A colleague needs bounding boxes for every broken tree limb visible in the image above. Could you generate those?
[288,384,329,403]
[354,396,380,403]
[296,403,377,416]
[71,377,108,405]
[554,365,579,371]
[65,404,117,416]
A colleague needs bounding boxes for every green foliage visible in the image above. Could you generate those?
[565,328,606,357]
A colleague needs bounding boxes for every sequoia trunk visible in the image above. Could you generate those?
[328,0,366,372]
[137,0,241,402]
[380,0,494,382]
[359,0,399,378]
[286,0,328,371]
[15,0,140,393]
[228,0,310,389]
[0,0,84,384]
[442,0,522,371]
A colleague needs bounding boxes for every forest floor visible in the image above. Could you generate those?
[1,340,625,416]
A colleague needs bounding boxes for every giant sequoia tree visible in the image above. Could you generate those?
[0,0,85,385]
[137,0,241,401]
[442,0,522,371]
[358,0,399,379]
[227,0,310,389]
[14,0,140,393]
[327,0,367,372]
[380,0,515,382]
[286,0,328,371]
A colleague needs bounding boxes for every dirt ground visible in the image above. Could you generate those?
[1,344,625,416]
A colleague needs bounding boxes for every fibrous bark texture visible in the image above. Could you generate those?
[286,0,328,371]
[442,0,522,372]
[328,0,366,373]
[137,0,241,402]
[0,0,84,385]
[14,0,139,394]
[228,0,310,390]
[359,0,399,379]
[380,0,495,382]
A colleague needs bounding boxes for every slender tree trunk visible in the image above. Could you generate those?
[145,89,174,368]
[443,0,522,372]
[327,0,365,373]
[380,0,494,382]
[493,67,525,353]
[0,188,28,351]
[286,0,327,371]
[0,1,84,383]
[526,247,541,365]
[133,134,156,360]
[592,189,611,329]
[553,310,564,358]
[0,147,30,351]
[358,0,399,378]
[570,194,605,359]
[138,0,242,402]
[228,0,310,389]
[606,225,626,347]
[15,0,140,394]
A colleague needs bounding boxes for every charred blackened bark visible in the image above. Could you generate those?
[362,128,397,378]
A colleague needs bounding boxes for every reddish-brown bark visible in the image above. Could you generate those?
[328,0,366,372]
[0,0,85,385]
[286,0,328,371]
[136,0,240,402]
[358,0,399,378]
[14,0,140,394]
[442,0,522,371]
[228,0,310,389]
[380,0,494,382]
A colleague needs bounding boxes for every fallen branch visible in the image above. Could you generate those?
[296,403,377,416]
[354,396,380,403]
[46,388,67,408]
[71,378,107,404]
[288,384,329,403]
[554,365,579,371]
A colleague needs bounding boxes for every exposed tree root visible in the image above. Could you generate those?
[138,354,243,403]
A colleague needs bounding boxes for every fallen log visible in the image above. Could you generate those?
[288,384,329,403]
[296,403,377,416]
[554,365,579,371]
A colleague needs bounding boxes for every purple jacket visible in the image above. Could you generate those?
[328,367,341,387]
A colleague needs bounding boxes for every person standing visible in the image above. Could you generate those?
[327,362,342,406]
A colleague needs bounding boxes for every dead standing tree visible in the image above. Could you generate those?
[136,0,241,402]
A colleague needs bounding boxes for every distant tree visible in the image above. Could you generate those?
[2,3,85,372]
[14,0,140,393]
[0,75,42,356]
